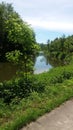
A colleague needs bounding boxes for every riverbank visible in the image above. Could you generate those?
[1,64,73,130]
[0,54,52,82]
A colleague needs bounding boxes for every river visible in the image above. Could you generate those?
[0,54,52,81]
[34,55,52,74]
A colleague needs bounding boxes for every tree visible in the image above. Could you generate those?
[0,2,39,93]
[45,35,73,65]
[0,2,16,60]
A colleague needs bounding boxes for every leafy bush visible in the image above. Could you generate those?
[0,75,34,103]
[1,64,73,129]
[0,74,46,104]
[35,65,73,85]
[1,64,73,104]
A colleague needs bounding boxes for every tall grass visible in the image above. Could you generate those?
[0,64,73,130]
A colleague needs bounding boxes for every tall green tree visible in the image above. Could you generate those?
[0,2,37,73]
[0,2,37,63]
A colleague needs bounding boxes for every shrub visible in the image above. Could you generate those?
[0,75,34,104]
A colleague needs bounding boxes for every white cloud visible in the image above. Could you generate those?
[0,0,73,41]
[24,17,73,33]
[1,0,73,21]
[14,0,73,33]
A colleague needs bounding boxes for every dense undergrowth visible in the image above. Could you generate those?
[1,64,73,130]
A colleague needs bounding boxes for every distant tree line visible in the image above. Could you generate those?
[41,35,73,65]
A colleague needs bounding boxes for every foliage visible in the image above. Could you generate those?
[34,64,73,86]
[0,1,37,72]
[1,64,73,104]
[0,74,34,103]
[42,35,73,65]
[0,72,46,104]
[0,63,73,129]
[1,76,73,130]
[6,50,22,64]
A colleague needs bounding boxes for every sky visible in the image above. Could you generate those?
[0,0,73,43]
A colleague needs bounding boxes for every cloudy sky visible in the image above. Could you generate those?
[0,0,73,43]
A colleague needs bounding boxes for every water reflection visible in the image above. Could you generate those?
[34,55,52,74]
[45,56,65,67]
[0,53,53,81]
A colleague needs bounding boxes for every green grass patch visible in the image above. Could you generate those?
[1,65,73,130]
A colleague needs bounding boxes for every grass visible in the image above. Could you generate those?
[1,65,73,130]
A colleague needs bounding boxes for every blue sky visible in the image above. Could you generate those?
[0,0,73,43]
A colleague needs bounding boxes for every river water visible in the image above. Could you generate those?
[0,54,52,81]
[0,62,17,82]
[34,55,52,74]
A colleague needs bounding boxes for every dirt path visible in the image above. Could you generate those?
[21,99,73,130]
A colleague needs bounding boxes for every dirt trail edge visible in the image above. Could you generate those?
[20,99,73,130]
